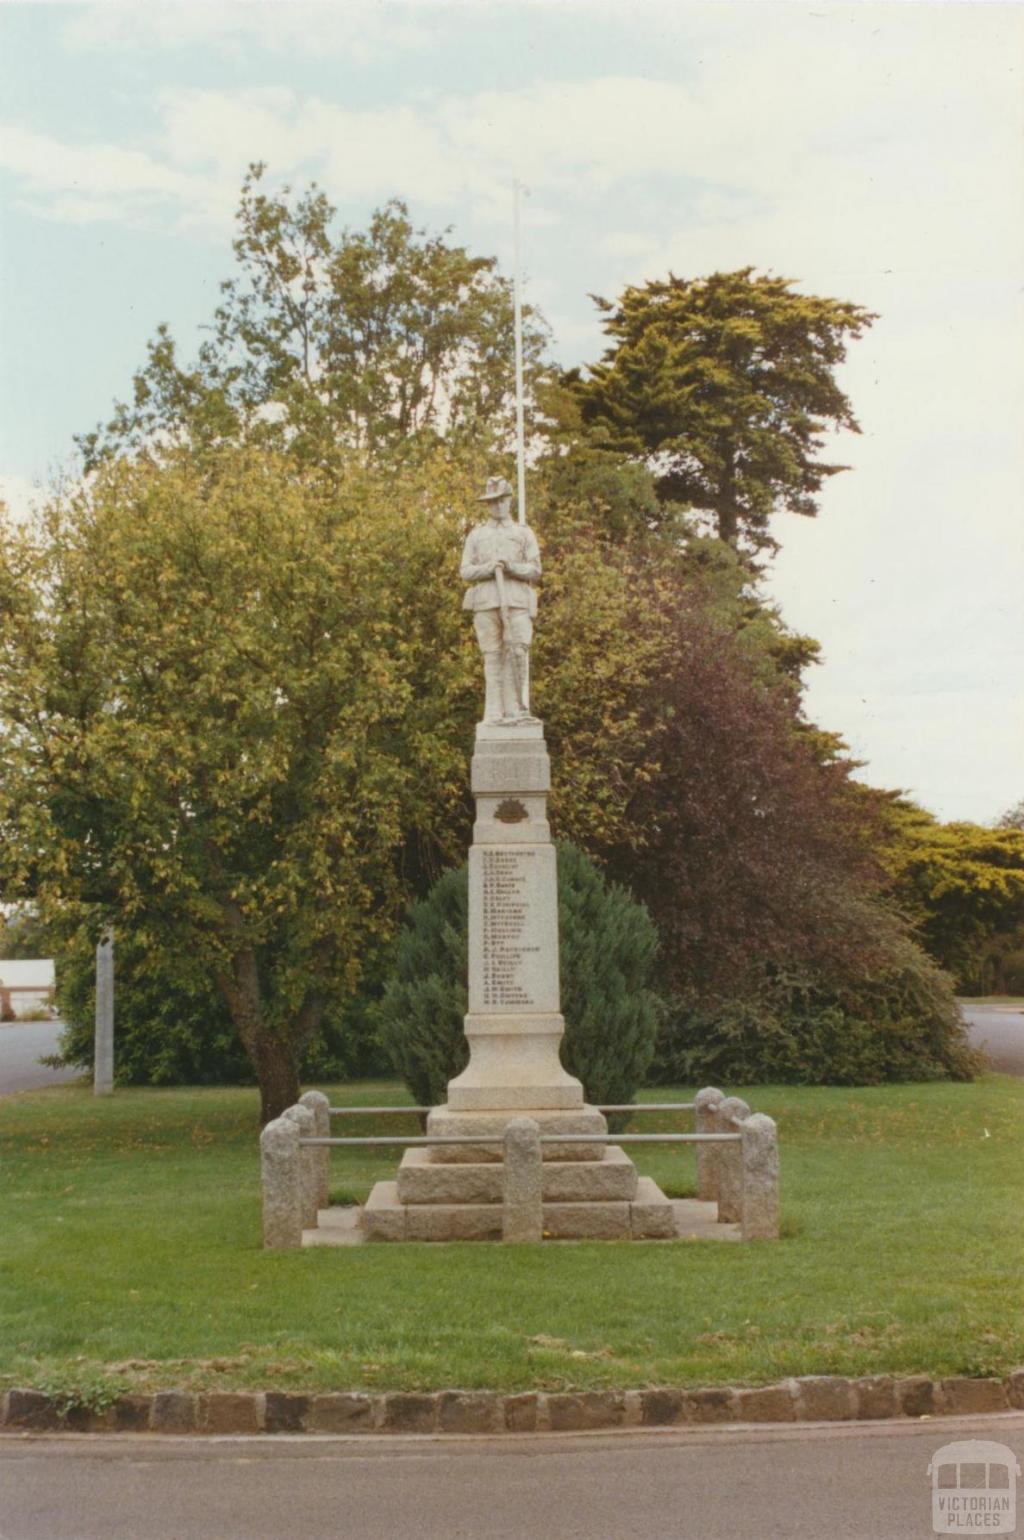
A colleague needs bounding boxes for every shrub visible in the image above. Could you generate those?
[375,843,662,1108]
[655,933,982,1087]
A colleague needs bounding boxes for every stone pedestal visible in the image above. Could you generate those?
[363,724,674,1241]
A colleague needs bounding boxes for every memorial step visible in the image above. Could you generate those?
[360,1174,676,1242]
[396,1144,639,1205]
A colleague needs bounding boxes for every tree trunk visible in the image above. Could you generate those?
[716,504,739,545]
[249,1028,302,1126]
[214,938,301,1125]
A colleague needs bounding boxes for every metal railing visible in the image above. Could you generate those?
[259,1086,778,1249]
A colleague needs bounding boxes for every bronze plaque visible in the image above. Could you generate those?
[493,798,529,824]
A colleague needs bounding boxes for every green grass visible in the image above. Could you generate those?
[1,1078,1022,1397]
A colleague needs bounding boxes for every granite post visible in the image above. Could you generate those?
[260,1116,302,1249]
[93,932,114,1097]
[740,1113,780,1241]
[299,1090,331,1211]
[283,1104,318,1230]
[694,1086,724,1201]
[714,1096,751,1223]
[502,1117,543,1242]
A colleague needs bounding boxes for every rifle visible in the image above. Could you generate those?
[494,562,511,639]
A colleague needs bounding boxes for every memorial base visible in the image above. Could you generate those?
[360,1102,676,1241]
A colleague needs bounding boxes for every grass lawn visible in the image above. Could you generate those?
[1,1078,1022,1400]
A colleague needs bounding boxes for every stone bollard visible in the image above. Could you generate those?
[283,1104,318,1231]
[502,1117,543,1243]
[694,1086,724,1201]
[714,1096,751,1223]
[740,1113,780,1241]
[299,1090,331,1211]
[260,1116,303,1249]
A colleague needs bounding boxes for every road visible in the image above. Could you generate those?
[0,1020,81,1097]
[961,1001,1024,1075]
[1,1415,1022,1540]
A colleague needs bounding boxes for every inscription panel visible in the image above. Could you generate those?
[469,844,559,1014]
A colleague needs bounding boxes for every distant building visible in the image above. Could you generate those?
[0,958,56,1019]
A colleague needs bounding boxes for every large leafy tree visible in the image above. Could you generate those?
[0,447,485,1121]
[565,268,875,550]
[79,164,548,472]
[878,800,1024,993]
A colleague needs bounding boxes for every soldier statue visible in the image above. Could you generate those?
[461,476,541,725]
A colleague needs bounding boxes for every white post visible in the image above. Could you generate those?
[283,1103,318,1231]
[260,1116,303,1249]
[694,1086,724,1201]
[740,1114,780,1241]
[299,1090,331,1211]
[503,1117,543,1243]
[513,180,527,528]
[714,1096,751,1223]
[93,931,114,1097]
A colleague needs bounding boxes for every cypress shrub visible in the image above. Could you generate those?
[375,843,662,1108]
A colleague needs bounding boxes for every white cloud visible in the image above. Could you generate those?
[62,2,433,62]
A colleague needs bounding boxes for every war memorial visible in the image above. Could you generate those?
[260,477,780,1247]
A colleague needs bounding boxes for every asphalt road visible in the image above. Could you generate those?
[0,1020,80,1097]
[2,1416,1022,1540]
[961,1002,1024,1075]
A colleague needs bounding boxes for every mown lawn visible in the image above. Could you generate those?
[1,1078,1021,1399]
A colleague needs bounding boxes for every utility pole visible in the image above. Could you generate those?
[513,180,527,526]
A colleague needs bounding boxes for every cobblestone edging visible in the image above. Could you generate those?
[2,1372,1022,1435]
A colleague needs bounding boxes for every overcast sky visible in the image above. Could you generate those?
[1,1,1021,823]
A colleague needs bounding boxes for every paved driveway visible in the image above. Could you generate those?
[0,1020,81,1096]
[960,1002,1024,1075]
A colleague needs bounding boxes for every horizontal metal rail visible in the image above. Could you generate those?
[328,1106,432,1117]
[327,1103,696,1117]
[596,1103,695,1113]
[299,1132,739,1149]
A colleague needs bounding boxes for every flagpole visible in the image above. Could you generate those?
[513,180,527,526]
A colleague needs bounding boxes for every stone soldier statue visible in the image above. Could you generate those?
[461,476,541,725]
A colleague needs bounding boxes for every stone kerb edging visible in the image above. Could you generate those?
[3,1372,1022,1436]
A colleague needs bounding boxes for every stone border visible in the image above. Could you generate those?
[2,1373,1021,1435]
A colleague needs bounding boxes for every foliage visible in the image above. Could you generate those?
[658,929,980,1087]
[48,918,389,1085]
[0,446,485,1120]
[375,844,661,1108]
[373,865,468,1108]
[879,800,1024,993]
[0,907,54,961]
[2,1080,1023,1393]
[564,268,875,550]
[79,165,548,472]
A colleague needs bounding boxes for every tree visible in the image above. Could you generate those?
[565,269,875,550]
[79,165,548,473]
[879,800,1024,993]
[997,798,1024,831]
[0,445,486,1121]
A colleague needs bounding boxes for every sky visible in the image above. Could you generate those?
[1,0,1021,823]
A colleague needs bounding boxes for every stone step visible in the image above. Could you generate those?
[425,1103,608,1163]
[360,1174,676,1242]
[396,1145,639,1206]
